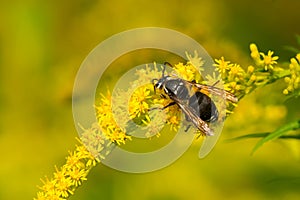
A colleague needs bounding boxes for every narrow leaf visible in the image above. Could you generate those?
[285,90,300,101]
[251,120,300,155]
[226,133,300,143]
[225,133,269,142]
[283,46,300,54]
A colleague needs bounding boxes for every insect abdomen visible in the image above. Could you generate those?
[188,92,218,122]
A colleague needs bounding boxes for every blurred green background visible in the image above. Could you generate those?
[1,0,300,199]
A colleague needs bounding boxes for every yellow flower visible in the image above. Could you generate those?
[250,43,279,71]
[249,43,258,52]
[35,192,48,200]
[68,168,88,187]
[260,50,279,70]
[95,94,131,145]
[173,62,199,81]
[55,177,73,198]
[214,56,232,75]
[283,54,300,95]
[185,50,205,70]
[66,151,84,169]
[247,65,255,74]
[35,137,103,199]
[250,43,263,66]
[141,111,166,138]
[128,87,151,118]
[283,89,289,95]
[53,166,66,182]
[167,115,180,131]
[39,177,56,194]
[228,64,244,78]
[35,191,63,200]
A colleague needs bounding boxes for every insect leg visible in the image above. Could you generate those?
[184,124,191,132]
[149,101,177,111]
[160,94,167,99]
[162,102,177,110]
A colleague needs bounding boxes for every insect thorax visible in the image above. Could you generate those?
[164,78,189,100]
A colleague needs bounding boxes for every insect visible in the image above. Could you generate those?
[152,62,238,136]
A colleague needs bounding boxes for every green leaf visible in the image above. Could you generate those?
[283,46,300,54]
[226,132,300,143]
[225,133,269,142]
[285,90,300,101]
[284,34,300,53]
[251,119,300,155]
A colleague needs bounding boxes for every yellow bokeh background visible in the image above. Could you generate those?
[0,0,300,199]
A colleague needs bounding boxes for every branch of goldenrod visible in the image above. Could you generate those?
[34,139,100,200]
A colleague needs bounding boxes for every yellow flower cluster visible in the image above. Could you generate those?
[36,44,299,200]
[79,122,114,160]
[214,43,286,99]
[92,52,207,142]
[250,43,279,71]
[96,63,182,139]
[34,139,100,200]
[128,86,152,119]
[174,51,205,82]
[283,54,300,95]
[95,94,131,145]
[214,57,246,96]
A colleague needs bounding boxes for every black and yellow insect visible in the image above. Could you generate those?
[152,62,238,136]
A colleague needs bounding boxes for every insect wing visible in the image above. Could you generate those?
[183,81,235,158]
[172,94,221,158]
[171,96,213,136]
[185,81,238,103]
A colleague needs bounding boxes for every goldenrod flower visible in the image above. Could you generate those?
[38,45,289,199]
[214,56,233,76]
[141,110,166,138]
[283,54,300,95]
[35,138,103,200]
[55,177,73,198]
[213,43,296,99]
[228,64,245,81]
[128,86,151,118]
[36,42,299,200]
[68,168,88,187]
[38,177,56,195]
[173,62,197,81]
[185,51,205,71]
[260,50,279,70]
[95,93,131,145]
[250,43,279,71]
[250,43,262,65]
[247,65,255,74]
[167,115,180,131]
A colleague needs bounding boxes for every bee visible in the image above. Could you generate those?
[152,62,238,136]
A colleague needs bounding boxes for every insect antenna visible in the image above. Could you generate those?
[163,62,174,77]
[151,78,159,93]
